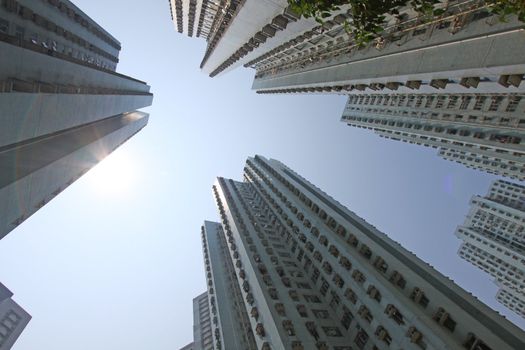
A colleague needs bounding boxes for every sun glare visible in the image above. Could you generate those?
[88,151,138,195]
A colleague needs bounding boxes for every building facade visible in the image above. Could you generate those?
[194,155,525,350]
[0,0,153,239]
[0,283,31,350]
[199,221,259,350]
[180,291,215,350]
[340,91,525,180]
[169,0,524,94]
[193,291,213,350]
[456,180,525,318]
[170,1,524,179]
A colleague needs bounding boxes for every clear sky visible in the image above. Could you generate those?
[0,1,524,349]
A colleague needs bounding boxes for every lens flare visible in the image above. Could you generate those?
[87,150,137,195]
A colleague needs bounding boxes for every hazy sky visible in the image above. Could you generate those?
[0,1,524,349]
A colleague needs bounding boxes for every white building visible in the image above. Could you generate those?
[169,0,524,94]
[0,283,30,350]
[193,155,525,350]
[456,180,525,318]
[0,0,153,239]
[170,1,525,179]
[340,91,525,180]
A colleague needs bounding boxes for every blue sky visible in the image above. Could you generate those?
[0,1,523,349]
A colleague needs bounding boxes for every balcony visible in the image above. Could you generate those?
[433,307,456,332]
[385,304,405,325]
[339,256,352,270]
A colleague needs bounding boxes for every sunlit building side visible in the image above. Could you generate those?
[187,155,525,350]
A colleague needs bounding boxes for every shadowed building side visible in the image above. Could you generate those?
[0,0,153,241]
[0,111,149,239]
[0,282,31,350]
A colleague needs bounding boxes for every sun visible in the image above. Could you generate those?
[87,150,138,195]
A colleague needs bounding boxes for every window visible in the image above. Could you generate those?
[375,326,392,345]
[312,309,329,319]
[333,274,344,289]
[407,327,426,348]
[344,288,358,304]
[322,261,333,275]
[341,307,354,330]
[488,96,503,111]
[329,245,340,257]
[305,321,320,341]
[359,244,372,259]
[347,234,358,247]
[358,305,373,323]
[373,256,388,273]
[385,304,404,324]
[282,320,295,336]
[329,292,340,310]
[311,267,320,283]
[269,288,279,300]
[352,270,366,284]
[323,326,343,337]
[447,96,458,109]
[367,286,381,302]
[389,270,406,289]
[463,333,493,350]
[304,294,321,303]
[297,282,312,290]
[506,96,522,112]
[354,328,369,350]
[474,96,487,110]
[460,96,472,110]
[425,96,435,108]
[435,96,446,108]
[0,18,9,34]
[340,256,352,270]
[291,341,304,350]
[410,287,429,308]
[433,307,456,332]
[320,280,329,296]
[275,303,286,316]
[296,304,308,317]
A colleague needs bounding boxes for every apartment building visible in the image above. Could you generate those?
[456,180,525,318]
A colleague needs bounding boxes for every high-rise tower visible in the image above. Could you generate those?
[456,180,525,319]
[179,291,216,350]
[169,1,523,93]
[170,1,524,179]
[191,156,525,350]
[0,0,153,239]
[340,91,525,180]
